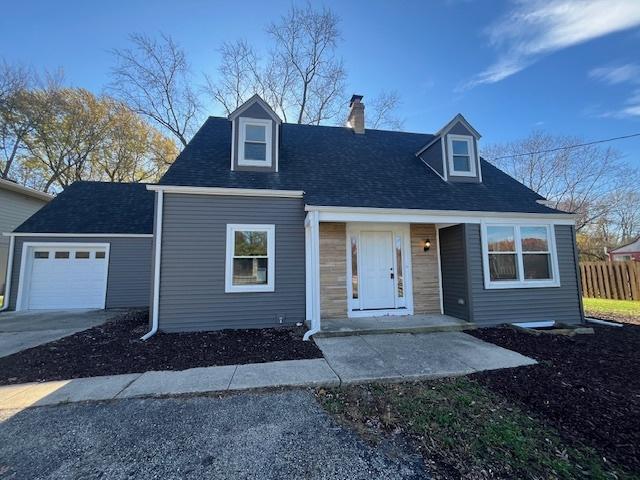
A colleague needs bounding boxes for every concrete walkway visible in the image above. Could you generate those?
[315,331,536,383]
[0,309,123,358]
[0,332,536,410]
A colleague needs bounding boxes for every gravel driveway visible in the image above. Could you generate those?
[0,390,428,479]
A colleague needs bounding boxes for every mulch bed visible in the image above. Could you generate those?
[468,324,640,473]
[0,310,322,386]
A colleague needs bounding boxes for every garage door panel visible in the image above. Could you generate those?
[23,245,109,310]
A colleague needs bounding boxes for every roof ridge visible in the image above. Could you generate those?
[206,115,434,137]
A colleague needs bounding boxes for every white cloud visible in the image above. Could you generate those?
[589,63,640,118]
[589,64,640,85]
[461,0,640,90]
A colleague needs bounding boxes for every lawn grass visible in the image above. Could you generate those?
[318,378,638,480]
[583,298,640,318]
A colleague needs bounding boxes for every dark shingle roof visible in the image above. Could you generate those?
[160,117,563,214]
[14,181,154,234]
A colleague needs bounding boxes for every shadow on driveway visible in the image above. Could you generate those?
[0,309,125,358]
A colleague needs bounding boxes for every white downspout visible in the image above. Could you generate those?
[303,211,321,341]
[0,235,15,312]
[141,189,164,340]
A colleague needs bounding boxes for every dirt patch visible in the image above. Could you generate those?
[318,379,633,480]
[468,325,640,474]
[0,310,322,385]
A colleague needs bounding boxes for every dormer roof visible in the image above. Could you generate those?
[228,94,282,124]
[415,113,481,156]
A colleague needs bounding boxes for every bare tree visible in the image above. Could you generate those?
[205,40,261,115]
[207,4,349,125]
[109,33,200,146]
[482,131,638,232]
[368,91,404,130]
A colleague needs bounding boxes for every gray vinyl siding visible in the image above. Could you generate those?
[419,138,444,178]
[466,224,583,325]
[232,102,278,172]
[444,122,481,183]
[8,236,152,309]
[157,194,305,332]
[0,188,48,292]
[439,225,469,320]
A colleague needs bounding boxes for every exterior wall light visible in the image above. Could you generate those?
[424,239,431,252]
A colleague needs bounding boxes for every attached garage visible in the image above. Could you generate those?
[2,181,155,312]
[16,243,109,310]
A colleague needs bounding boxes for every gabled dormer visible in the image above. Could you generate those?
[229,94,282,172]
[416,114,482,183]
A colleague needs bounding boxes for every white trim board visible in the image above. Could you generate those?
[15,242,111,311]
[147,185,304,198]
[3,233,152,238]
[305,205,576,224]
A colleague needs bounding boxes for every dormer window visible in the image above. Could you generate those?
[239,118,272,167]
[447,135,476,177]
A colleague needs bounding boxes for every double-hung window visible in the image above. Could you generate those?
[225,224,275,292]
[238,118,272,167]
[447,134,476,176]
[482,224,559,289]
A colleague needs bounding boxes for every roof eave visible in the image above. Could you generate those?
[0,178,53,202]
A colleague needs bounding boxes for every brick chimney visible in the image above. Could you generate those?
[347,94,365,134]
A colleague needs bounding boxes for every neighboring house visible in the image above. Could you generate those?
[0,178,51,303]
[608,237,640,262]
[2,94,584,337]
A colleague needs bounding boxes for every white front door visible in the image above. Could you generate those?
[360,231,396,309]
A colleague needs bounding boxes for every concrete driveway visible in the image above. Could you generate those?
[0,309,123,358]
[0,390,428,479]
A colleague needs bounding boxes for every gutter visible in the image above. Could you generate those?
[303,326,320,342]
[0,235,15,312]
[141,190,164,340]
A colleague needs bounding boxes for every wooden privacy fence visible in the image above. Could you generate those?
[580,261,640,300]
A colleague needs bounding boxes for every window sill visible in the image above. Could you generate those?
[483,280,560,290]
[225,285,275,293]
[450,170,476,177]
[237,159,272,168]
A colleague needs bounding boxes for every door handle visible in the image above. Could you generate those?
[390,272,394,279]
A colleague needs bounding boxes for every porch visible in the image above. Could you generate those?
[316,313,474,338]
[303,209,473,339]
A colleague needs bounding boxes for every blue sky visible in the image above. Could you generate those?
[1,0,639,165]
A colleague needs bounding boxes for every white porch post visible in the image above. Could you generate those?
[303,211,321,340]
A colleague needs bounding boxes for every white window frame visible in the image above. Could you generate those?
[238,117,272,167]
[225,224,275,293]
[481,222,560,289]
[447,134,476,177]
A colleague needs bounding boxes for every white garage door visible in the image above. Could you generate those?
[20,244,109,310]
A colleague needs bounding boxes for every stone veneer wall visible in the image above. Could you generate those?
[410,224,441,314]
[319,222,348,319]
